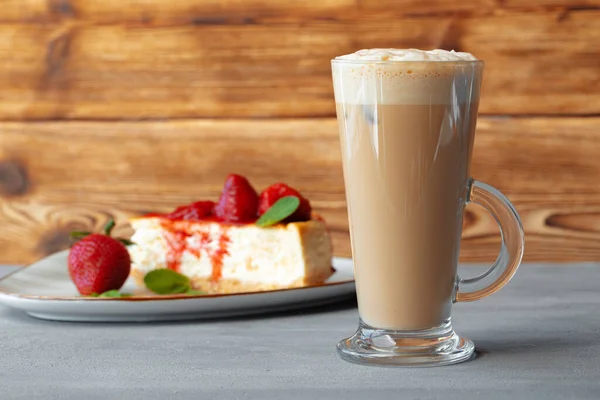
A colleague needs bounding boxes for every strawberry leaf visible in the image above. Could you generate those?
[99,290,130,298]
[103,219,116,236]
[70,231,91,240]
[117,238,135,246]
[89,290,131,298]
[144,269,191,294]
[256,196,300,227]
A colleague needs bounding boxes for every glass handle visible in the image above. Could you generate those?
[455,179,525,302]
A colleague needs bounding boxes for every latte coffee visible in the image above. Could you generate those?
[332,49,482,330]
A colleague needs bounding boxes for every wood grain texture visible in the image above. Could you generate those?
[3,0,600,23]
[0,9,598,120]
[0,116,598,264]
[1,0,599,266]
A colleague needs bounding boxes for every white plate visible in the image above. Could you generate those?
[0,251,355,322]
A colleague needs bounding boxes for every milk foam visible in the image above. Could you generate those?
[335,48,477,62]
[331,48,482,105]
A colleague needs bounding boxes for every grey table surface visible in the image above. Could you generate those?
[0,263,599,400]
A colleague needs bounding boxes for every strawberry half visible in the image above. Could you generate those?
[258,183,312,222]
[213,174,259,223]
[68,220,131,296]
[166,201,215,221]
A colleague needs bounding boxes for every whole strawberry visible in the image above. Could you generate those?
[258,183,312,222]
[68,220,131,296]
[214,174,259,223]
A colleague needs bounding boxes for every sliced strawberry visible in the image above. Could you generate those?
[166,201,215,221]
[213,174,259,223]
[258,183,312,222]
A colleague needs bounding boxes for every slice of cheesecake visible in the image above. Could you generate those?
[127,174,333,294]
[128,216,333,294]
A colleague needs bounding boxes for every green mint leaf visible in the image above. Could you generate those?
[186,290,206,296]
[144,269,191,294]
[255,196,300,227]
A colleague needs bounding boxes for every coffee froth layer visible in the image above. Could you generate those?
[332,49,482,105]
[335,48,477,62]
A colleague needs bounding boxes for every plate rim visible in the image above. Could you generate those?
[0,250,355,302]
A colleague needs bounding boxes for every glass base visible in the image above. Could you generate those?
[337,319,475,367]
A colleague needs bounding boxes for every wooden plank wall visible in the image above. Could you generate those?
[0,0,599,264]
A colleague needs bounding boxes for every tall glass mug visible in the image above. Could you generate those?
[331,49,524,367]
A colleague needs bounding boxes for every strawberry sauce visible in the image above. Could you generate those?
[159,220,231,282]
